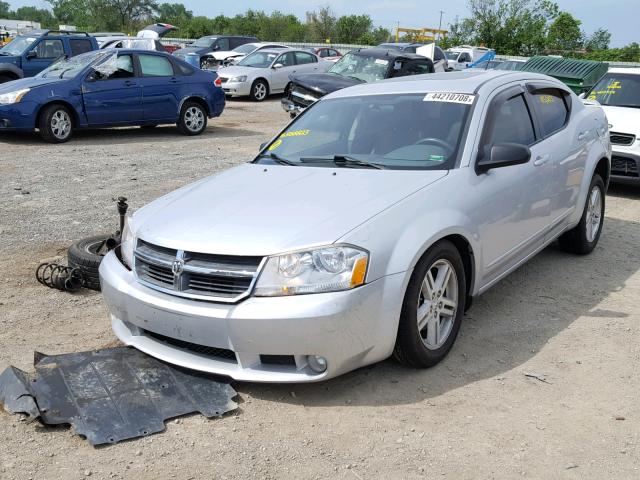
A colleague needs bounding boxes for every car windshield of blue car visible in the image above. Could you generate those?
[38,51,110,79]
[193,37,216,48]
[328,53,390,83]
[0,36,36,55]
[588,73,640,108]
[237,51,279,68]
[255,93,473,170]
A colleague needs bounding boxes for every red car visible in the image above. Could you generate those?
[305,47,343,62]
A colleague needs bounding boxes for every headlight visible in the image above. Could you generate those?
[253,245,368,297]
[0,88,30,105]
[230,75,247,83]
[120,216,134,268]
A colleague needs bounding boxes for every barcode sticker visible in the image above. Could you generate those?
[424,92,476,105]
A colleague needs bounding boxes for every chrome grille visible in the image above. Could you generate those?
[291,85,321,107]
[134,240,264,303]
[611,156,639,177]
[610,132,636,146]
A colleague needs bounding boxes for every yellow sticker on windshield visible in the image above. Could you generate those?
[268,139,283,151]
[280,129,310,138]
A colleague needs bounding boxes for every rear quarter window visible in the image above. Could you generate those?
[70,39,93,56]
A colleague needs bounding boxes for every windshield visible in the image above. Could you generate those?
[495,61,522,71]
[588,73,640,108]
[237,51,278,68]
[233,43,257,54]
[328,52,391,82]
[255,93,472,170]
[445,51,460,61]
[193,36,216,48]
[0,35,36,56]
[38,51,110,79]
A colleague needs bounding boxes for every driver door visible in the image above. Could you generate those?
[82,54,143,125]
[22,38,64,77]
[269,52,297,92]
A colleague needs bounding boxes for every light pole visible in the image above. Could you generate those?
[437,10,444,43]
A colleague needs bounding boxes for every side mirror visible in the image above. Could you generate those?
[211,45,220,51]
[26,50,37,59]
[86,70,98,82]
[578,92,586,99]
[259,142,267,151]
[273,63,284,69]
[476,143,531,174]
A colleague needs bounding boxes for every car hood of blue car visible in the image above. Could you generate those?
[0,76,66,94]
[173,46,211,56]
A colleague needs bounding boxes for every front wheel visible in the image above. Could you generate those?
[39,104,73,143]
[558,174,605,255]
[394,240,466,368]
[177,101,207,136]
[250,80,268,102]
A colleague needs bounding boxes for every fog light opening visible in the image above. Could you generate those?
[307,355,327,374]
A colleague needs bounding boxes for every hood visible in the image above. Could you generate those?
[602,105,640,138]
[0,54,20,64]
[0,75,64,93]
[132,163,448,256]
[291,73,363,96]
[173,46,210,56]
[216,65,258,77]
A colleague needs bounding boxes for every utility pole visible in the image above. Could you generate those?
[437,10,445,43]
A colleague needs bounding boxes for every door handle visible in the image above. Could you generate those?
[578,130,590,141]
[533,154,550,167]
[169,77,179,83]
[124,80,136,87]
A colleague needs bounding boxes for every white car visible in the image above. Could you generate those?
[208,42,290,68]
[587,68,640,184]
[218,48,333,101]
[100,70,611,383]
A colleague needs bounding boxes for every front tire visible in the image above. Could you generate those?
[250,79,268,102]
[558,174,605,255]
[177,101,207,136]
[394,240,466,368]
[39,104,73,143]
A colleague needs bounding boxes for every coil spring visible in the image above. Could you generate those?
[35,262,84,292]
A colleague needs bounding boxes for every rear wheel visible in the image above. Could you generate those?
[0,74,16,84]
[38,104,73,143]
[394,240,466,368]
[558,174,605,255]
[177,101,207,135]
[250,79,268,102]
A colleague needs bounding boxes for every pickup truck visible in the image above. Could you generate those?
[0,30,99,84]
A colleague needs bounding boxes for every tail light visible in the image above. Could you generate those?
[214,77,222,87]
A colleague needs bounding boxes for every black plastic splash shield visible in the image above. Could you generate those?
[0,347,238,446]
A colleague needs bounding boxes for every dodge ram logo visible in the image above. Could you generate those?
[172,259,184,276]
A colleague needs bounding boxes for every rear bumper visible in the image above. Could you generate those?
[610,147,640,184]
[99,251,405,383]
[0,101,38,130]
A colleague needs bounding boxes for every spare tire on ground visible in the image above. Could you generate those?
[67,234,115,291]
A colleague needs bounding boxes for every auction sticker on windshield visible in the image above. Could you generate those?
[424,93,476,104]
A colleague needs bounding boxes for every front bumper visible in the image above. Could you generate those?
[99,251,405,383]
[281,98,306,116]
[610,145,640,184]
[0,100,39,130]
[221,81,251,97]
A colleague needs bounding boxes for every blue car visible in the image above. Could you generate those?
[0,49,225,143]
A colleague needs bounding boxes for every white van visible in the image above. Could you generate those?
[445,46,493,70]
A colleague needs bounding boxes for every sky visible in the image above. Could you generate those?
[8,0,639,47]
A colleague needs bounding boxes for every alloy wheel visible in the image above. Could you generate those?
[253,83,267,101]
[51,110,71,140]
[416,259,458,350]
[585,185,602,242]
[184,106,205,133]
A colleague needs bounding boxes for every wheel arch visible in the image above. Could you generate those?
[35,100,79,129]
[252,77,270,93]
[0,65,23,81]
[179,96,210,116]
[595,156,610,191]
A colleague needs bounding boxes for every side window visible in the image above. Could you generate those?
[404,61,433,76]
[294,51,317,65]
[434,47,445,61]
[461,53,472,63]
[489,94,536,146]
[406,46,417,53]
[70,39,93,56]
[215,38,230,51]
[139,54,174,77]
[276,52,295,67]
[529,88,570,137]
[95,54,134,80]
[329,50,339,57]
[33,39,64,59]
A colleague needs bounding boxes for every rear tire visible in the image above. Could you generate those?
[0,74,15,84]
[250,79,268,102]
[177,101,207,136]
[67,234,112,291]
[39,104,74,143]
[558,174,605,255]
[394,240,466,368]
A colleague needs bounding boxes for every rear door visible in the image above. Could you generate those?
[82,53,143,125]
[136,53,181,122]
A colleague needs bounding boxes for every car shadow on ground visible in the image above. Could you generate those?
[0,123,263,146]
[238,213,639,407]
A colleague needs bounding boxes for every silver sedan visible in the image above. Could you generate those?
[100,70,611,382]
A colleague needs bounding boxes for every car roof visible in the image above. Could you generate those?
[325,70,568,100]
[608,67,640,75]
[349,48,427,60]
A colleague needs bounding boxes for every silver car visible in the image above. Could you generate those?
[217,48,333,101]
[100,70,611,383]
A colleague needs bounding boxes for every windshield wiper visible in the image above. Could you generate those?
[299,155,385,170]
[257,152,298,166]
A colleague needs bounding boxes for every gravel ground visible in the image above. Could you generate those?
[0,97,639,480]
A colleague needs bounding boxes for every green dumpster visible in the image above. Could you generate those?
[519,56,609,95]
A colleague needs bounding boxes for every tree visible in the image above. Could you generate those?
[0,1,10,18]
[106,0,158,31]
[155,3,192,25]
[334,14,372,43]
[546,11,582,52]
[306,6,336,43]
[585,28,610,52]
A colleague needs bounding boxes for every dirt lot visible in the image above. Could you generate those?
[0,97,638,480]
